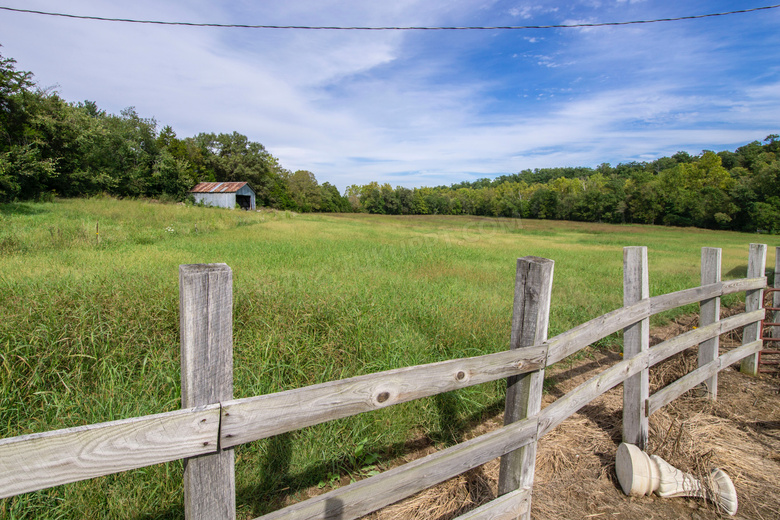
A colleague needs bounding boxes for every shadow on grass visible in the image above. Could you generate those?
[132,507,184,520]
[236,396,506,518]
[726,264,775,286]
[726,264,748,279]
[431,391,466,446]
[0,202,49,216]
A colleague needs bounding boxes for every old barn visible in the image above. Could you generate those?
[190,182,256,210]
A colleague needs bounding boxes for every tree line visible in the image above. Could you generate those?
[346,140,780,234]
[0,51,350,212]
[1,50,778,233]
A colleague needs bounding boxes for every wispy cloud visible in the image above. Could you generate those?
[508,4,559,20]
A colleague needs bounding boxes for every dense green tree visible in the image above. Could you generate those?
[671,151,695,164]
[751,158,780,201]
[491,181,522,218]
[319,182,350,212]
[149,149,196,199]
[764,134,780,155]
[0,51,56,200]
[734,141,766,171]
[396,186,414,215]
[344,185,362,212]
[750,198,780,234]
[0,51,34,148]
[624,174,663,225]
[94,108,160,197]
[411,188,429,214]
[189,131,293,207]
[528,188,559,220]
[359,182,385,214]
[287,169,321,212]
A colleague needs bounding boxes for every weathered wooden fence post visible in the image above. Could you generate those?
[774,247,780,339]
[180,264,235,520]
[623,246,649,449]
[767,247,780,340]
[498,256,554,517]
[698,247,721,399]
[741,244,767,376]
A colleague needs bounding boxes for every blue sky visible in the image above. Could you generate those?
[1,1,779,192]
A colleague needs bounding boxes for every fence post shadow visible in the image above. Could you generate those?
[323,497,344,519]
[238,432,295,517]
[432,391,465,446]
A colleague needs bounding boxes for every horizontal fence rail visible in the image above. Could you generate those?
[258,418,538,520]
[538,310,765,437]
[0,279,768,500]
[224,277,767,449]
[544,277,766,366]
[453,487,531,520]
[0,404,221,499]
[648,339,764,416]
[244,270,769,519]
[221,346,547,448]
[647,310,765,367]
[0,244,773,520]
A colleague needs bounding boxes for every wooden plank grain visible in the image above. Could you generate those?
[623,246,650,449]
[180,264,234,410]
[648,310,765,367]
[221,347,546,448]
[774,247,780,339]
[741,244,767,375]
[720,339,764,369]
[255,418,538,520]
[544,300,650,366]
[648,360,722,417]
[499,256,553,510]
[721,277,767,295]
[537,310,765,438]
[453,488,531,520]
[773,247,780,339]
[538,350,649,437]
[698,247,721,399]
[225,274,766,449]
[0,406,219,499]
[179,264,235,520]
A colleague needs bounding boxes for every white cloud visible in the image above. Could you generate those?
[508,4,559,20]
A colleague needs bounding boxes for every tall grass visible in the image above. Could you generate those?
[0,198,775,519]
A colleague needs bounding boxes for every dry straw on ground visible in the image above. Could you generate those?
[360,311,780,520]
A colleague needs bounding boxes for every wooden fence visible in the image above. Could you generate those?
[1,244,777,520]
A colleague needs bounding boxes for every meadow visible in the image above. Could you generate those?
[0,197,776,519]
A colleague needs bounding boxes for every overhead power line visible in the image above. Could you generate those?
[0,4,779,30]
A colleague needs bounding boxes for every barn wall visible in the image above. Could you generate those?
[193,192,237,209]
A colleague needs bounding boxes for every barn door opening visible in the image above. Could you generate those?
[236,195,251,210]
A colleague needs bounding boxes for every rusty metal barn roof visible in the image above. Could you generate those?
[190,182,249,194]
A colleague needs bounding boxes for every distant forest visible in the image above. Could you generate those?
[2,51,778,233]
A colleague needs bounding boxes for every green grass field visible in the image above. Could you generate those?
[0,198,776,519]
